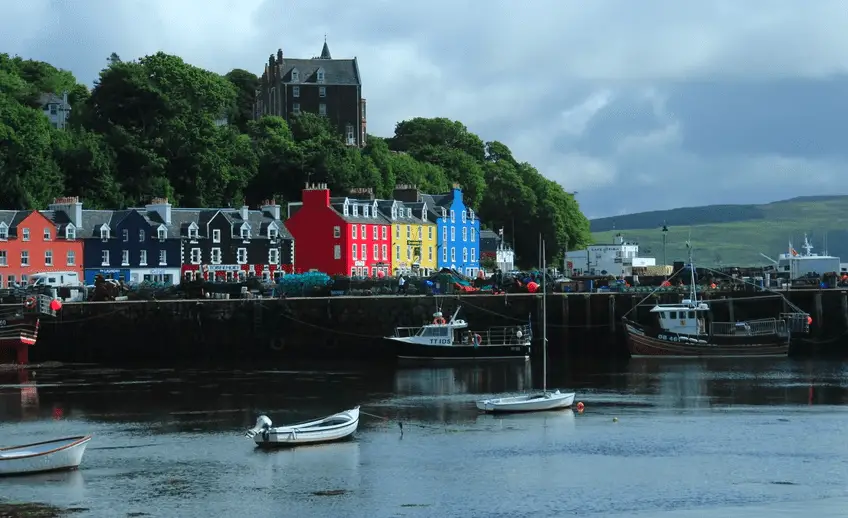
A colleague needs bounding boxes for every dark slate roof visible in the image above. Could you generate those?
[39,210,73,234]
[281,57,360,85]
[320,41,332,59]
[374,199,433,225]
[0,210,29,237]
[38,93,69,108]
[329,197,389,224]
[80,210,115,238]
[419,194,450,220]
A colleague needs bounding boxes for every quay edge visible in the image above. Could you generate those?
[22,290,848,364]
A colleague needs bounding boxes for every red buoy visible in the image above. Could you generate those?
[50,299,63,312]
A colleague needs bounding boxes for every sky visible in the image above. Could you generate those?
[3,0,847,219]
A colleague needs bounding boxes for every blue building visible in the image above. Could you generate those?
[418,185,480,277]
[78,202,183,285]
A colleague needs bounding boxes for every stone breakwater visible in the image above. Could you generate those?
[25,290,848,363]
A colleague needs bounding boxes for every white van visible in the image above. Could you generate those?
[29,271,85,302]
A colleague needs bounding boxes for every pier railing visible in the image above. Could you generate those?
[470,324,533,346]
[710,318,786,337]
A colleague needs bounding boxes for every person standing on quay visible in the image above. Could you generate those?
[398,275,407,295]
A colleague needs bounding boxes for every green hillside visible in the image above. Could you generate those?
[591,196,848,266]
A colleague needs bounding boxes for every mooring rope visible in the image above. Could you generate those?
[359,409,469,434]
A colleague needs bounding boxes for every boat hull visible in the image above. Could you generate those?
[391,340,531,361]
[476,391,575,413]
[623,320,789,358]
[251,407,360,448]
[0,435,91,476]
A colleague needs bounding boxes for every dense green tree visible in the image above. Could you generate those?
[0,52,591,268]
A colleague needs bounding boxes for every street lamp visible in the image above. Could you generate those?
[661,223,669,277]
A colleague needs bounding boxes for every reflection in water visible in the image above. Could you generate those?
[477,406,576,430]
[394,362,533,396]
[252,440,361,488]
[0,368,39,420]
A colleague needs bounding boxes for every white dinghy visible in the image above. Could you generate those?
[245,406,360,447]
[0,435,92,476]
[476,237,576,413]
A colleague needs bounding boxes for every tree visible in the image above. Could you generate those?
[224,68,259,133]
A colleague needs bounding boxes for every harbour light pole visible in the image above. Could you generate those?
[661,223,669,278]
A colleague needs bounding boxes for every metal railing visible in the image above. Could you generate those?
[469,324,532,347]
[710,318,786,337]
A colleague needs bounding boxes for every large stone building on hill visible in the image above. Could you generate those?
[253,40,366,147]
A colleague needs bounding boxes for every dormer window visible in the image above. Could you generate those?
[317,68,325,83]
[343,201,349,216]
[157,226,167,240]
[372,202,378,218]
[422,208,427,221]
[391,206,398,219]
[268,226,278,239]
[65,225,75,240]
[0,223,8,240]
[407,208,412,218]
[291,69,300,82]
[188,223,199,240]
[100,225,110,241]
[240,225,250,239]
[364,206,370,217]
[441,208,447,218]
[352,205,359,217]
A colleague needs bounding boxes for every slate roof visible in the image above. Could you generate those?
[38,93,69,108]
[279,42,360,86]
[329,197,389,224]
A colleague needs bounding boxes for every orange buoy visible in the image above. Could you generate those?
[807,316,813,325]
[576,402,585,411]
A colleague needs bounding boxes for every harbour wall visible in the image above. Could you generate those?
[25,289,848,364]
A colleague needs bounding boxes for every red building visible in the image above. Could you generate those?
[0,209,84,287]
[286,184,391,277]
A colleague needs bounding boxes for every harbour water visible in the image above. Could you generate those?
[1,357,848,517]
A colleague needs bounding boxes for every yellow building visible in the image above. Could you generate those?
[378,199,437,275]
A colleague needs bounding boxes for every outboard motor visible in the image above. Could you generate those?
[245,415,272,438]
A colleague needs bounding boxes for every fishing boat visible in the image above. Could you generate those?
[0,301,41,365]
[386,306,531,361]
[0,435,92,476]
[622,242,811,358]
[476,238,575,413]
[245,406,360,447]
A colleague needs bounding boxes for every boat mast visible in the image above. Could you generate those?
[542,237,547,393]
[687,240,697,304]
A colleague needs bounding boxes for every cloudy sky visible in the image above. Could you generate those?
[3,0,847,218]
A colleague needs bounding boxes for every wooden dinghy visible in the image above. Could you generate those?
[245,406,360,447]
[476,390,575,413]
[0,435,92,476]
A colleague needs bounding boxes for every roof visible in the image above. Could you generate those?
[281,56,360,85]
[329,197,389,224]
[38,93,69,107]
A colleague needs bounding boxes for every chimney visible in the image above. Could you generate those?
[348,187,374,200]
[276,48,283,64]
[451,183,463,204]
[261,199,281,220]
[302,182,330,208]
[49,196,83,228]
[146,197,172,225]
[240,204,249,221]
[392,184,420,203]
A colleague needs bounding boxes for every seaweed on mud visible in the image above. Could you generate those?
[0,502,87,518]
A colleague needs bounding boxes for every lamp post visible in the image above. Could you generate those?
[661,223,669,278]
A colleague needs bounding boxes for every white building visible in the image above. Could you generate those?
[39,92,71,130]
[564,234,656,277]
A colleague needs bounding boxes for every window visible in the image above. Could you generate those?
[373,244,378,260]
[395,225,400,239]
[471,248,476,262]
[269,227,278,239]
[334,244,341,259]
[407,246,412,260]
[237,248,247,264]
[352,244,357,260]
[428,227,433,240]
[463,248,468,262]
[450,210,455,222]
[372,226,378,240]
[462,211,467,223]
[381,244,387,261]
[343,202,349,216]
[450,227,455,240]
[360,224,366,237]
[20,251,28,266]
[442,227,447,242]
[333,226,341,238]
[121,250,129,265]
[361,243,367,261]
[0,225,7,240]
[65,226,75,240]
[22,228,30,241]
[159,250,167,265]
[213,229,221,243]
[269,249,280,264]
[121,229,128,242]
[417,227,422,239]
[291,70,300,82]
[293,103,300,114]
[451,248,456,262]
[100,226,109,240]
[396,245,400,260]
[211,248,222,264]
[346,124,355,144]
[352,225,357,239]
[381,226,387,240]
[240,225,250,240]
[317,69,325,83]
[469,209,475,221]
[350,267,356,277]
[45,250,53,266]
[364,206,370,217]
[471,228,476,241]
[6,275,14,286]
[0,251,6,266]
[158,227,167,240]
[442,248,447,262]
[137,230,144,242]
[406,225,411,239]
[293,86,300,98]
[43,228,51,241]
[428,247,433,260]
[352,205,359,217]
[101,250,110,266]
[191,248,201,264]
[140,250,147,265]
[319,103,327,116]
[189,227,199,240]
[319,86,326,97]
[422,208,427,222]
[441,208,447,218]
[391,206,398,219]
[463,228,468,241]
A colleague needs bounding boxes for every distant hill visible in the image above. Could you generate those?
[591,196,848,266]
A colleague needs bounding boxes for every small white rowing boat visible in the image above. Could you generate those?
[476,390,575,413]
[0,435,92,476]
[245,406,360,447]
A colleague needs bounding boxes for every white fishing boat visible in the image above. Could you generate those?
[476,238,576,413]
[245,406,360,447]
[0,435,92,476]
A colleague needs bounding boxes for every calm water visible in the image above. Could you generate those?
[1,358,848,517]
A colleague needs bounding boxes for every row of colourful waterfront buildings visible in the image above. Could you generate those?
[0,184,498,287]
